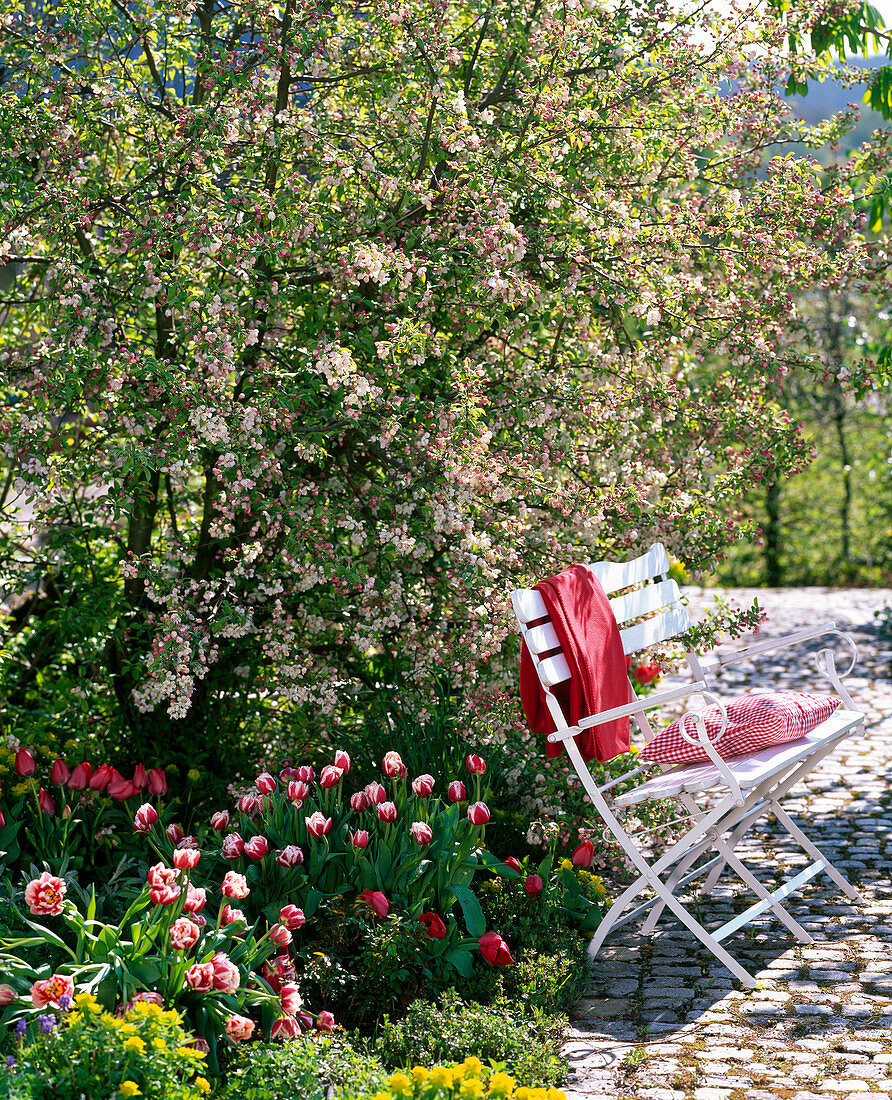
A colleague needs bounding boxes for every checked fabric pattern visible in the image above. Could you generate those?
[639,690,842,764]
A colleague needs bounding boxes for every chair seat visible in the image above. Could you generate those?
[615,709,864,807]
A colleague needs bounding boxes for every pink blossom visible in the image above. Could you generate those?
[351,829,369,848]
[271,1015,301,1039]
[279,904,306,930]
[173,847,200,869]
[183,885,207,913]
[24,872,66,916]
[170,917,200,951]
[224,1013,254,1042]
[185,962,215,992]
[221,871,250,898]
[316,1010,336,1032]
[376,801,397,823]
[268,923,292,948]
[31,974,74,1009]
[280,981,301,1014]
[211,952,241,994]
[220,904,245,927]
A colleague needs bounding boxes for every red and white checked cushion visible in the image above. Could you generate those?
[639,691,842,764]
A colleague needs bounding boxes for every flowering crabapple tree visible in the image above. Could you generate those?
[0,0,869,771]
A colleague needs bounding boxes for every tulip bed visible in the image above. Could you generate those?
[0,742,618,1099]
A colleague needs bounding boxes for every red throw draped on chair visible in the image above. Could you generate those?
[519,564,631,762]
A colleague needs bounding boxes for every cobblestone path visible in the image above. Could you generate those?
[564,587,892,1100]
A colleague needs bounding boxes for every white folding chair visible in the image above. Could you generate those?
[512,543,866,987]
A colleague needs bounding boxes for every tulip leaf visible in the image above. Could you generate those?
[304,889,322,918]
[444,948,475,978]
[450,884,486,938]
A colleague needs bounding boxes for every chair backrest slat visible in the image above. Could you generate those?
[619,604,689,654]
[609,577,680,628]
[538,652,573,687]
[524,622,561,655]
[512,589,548,625]
[588,544,671,595]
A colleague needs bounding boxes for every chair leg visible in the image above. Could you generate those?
[772,803,864,902]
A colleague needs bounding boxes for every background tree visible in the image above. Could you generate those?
[0,0,876,777]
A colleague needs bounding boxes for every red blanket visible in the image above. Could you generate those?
[519,564,631,762]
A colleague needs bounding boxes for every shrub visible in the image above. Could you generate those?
[222,1034,387,1100]
[0,993,209,1100]
[373,991,568,1089]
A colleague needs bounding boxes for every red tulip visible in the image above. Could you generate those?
[465,754,487,775]
[149,883,180,906]
[279,904,306,930]
[166,823,185,844]
[288,781,310,803]
[333,750,351,773]
[89,764,113,792]
[633,663,661,685]
[524,873,544,897]
[419,912,448,940]
[221,833,245,860]
[410,821,433,844]
[315,1010,336,1032]
[275,845,304,867]
[244,835,269,861]
[382,751,407,778]
[220,904,245,927]
[479,931,514,966]
[49,759,69,785]
[183,885,206,913]
[256,771,277,794]
[572,840,595,868]
[280,982,302,1015]
[365,781,386,804]
[295,765,314,784]
[14,748,36,777]
[447,780,466,802]
[358,889,389,918]
[412,774,434,797]
[108,774,139,801]
[503,857,522,874]
[147,767,167,795]
[350,791,370,812]
[319,765,343,788]
[351,829,369,849]
[376,801,397,823]
[237,794,261,816]
[220,871,250,898]
[131,764,148,789]
[467,801,490,826]
[133,803,159,832]
[38,788,55,815]
[66,762,92,790]
[210,810,230,830]
[268,923,292,948]
[271,1016,301,1040]
[173,847,201,869]
[305,812,332,838]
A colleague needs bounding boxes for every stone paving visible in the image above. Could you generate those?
[564,587,892,1100]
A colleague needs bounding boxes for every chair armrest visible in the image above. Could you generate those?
[677,694,744,806]
[546,680,707,744]
[699,622,840,672]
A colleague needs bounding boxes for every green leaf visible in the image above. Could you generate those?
[444,948,475,978]
[450,884,486,938]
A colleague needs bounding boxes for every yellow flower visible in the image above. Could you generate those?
[488,1072,516,1098]
[460,1057,484,1078]
[387,1072,413,1098]
[515,1090,531,1100]
[194,1078,210,1094]
[176,1046,207,1060]
[123,1036,146,1053]
[119,1082,141,1097]
[627,745,640,755]
[75,992,100,1012]
[12,781,30,796]
[152,1038,167,1050]
[187,768,201,782]
[558,858,572,870]
[460,1079,484,1099]
[431,1067,455,1089]
[370,1094,392,1100]
[410,1067,430,1085]
[546,1091,567,1100]
[528,1091,548,1100]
